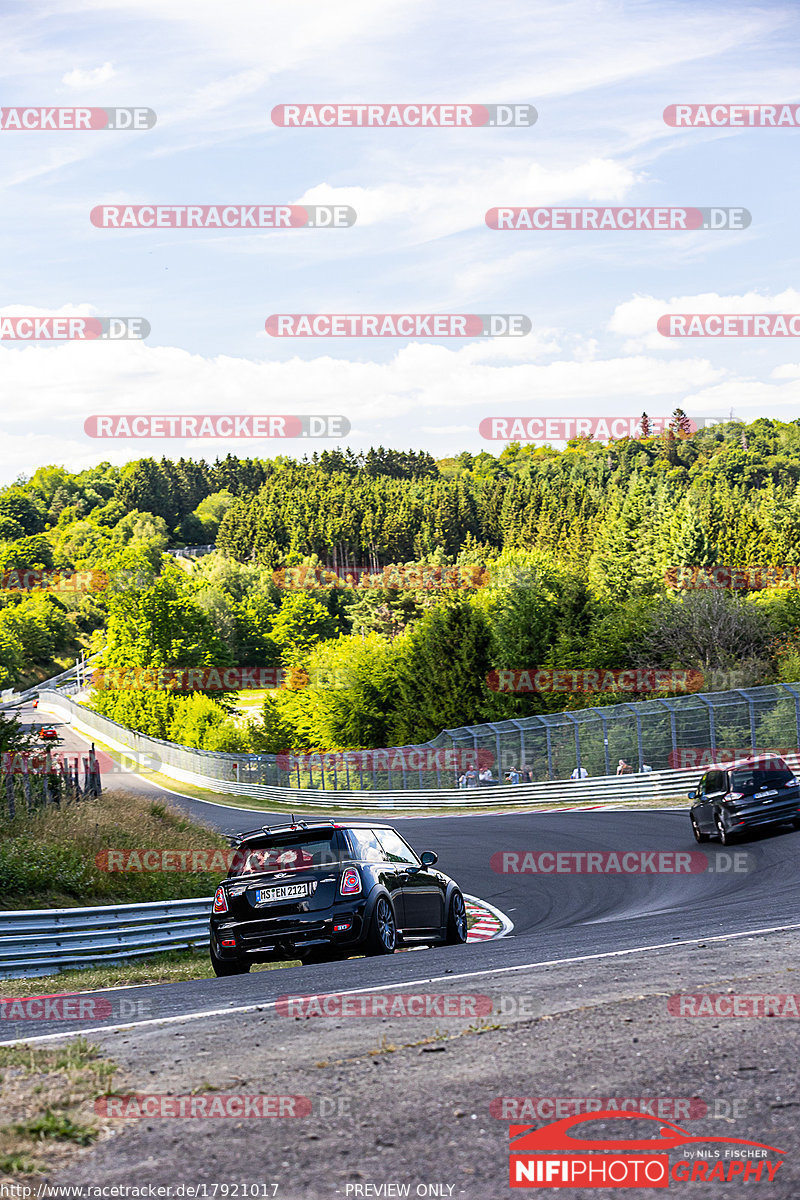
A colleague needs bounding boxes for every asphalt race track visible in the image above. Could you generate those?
[7,704,800,1197]
[9,703,800,1034]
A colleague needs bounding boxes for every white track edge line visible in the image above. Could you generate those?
[2,920,799,1047]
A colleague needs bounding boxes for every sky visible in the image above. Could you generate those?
[0,0,799,482]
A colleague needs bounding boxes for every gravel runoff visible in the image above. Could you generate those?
[53,928,800,1200]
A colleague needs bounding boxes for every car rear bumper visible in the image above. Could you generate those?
[212,903,368,959]
[727,802,800,830]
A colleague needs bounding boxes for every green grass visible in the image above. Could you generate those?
[15,1112,97,1147]
[0,790,235,909]
[0,1038,117,1179]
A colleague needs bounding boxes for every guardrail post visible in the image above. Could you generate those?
[732,688,757,752]
[545,724,553,779]
[657,698,678,766]
[565,714,581,777]
[782,684,800,749]
[589,709,611,776]
[696,694,716,754]
[623,704,644,770]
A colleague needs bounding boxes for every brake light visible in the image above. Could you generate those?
[340,867,362,896]
[213,886,228,913]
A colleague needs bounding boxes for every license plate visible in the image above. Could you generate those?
[254,883,309,905]
[758,790,778,798]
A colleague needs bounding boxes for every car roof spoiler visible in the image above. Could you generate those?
[225,818,338,846]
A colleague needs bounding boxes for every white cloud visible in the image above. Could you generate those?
[62,62,116,89]
[296,157,641,239]
[609,289,800,352]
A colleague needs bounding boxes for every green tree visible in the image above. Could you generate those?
[392,599,493,743]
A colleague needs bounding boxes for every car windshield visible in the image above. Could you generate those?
[229,833,345,876]
[730,767,794,794]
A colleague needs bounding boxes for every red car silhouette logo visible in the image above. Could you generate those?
[510,1110,784,1155]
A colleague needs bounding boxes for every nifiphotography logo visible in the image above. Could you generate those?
[508,1111,784,1187]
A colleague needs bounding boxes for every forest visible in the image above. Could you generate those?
[3,417,800,754]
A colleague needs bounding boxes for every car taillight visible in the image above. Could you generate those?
[340,867,362,896]
[213,886,228,913]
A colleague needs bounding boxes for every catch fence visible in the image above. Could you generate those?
[34,682,800,794]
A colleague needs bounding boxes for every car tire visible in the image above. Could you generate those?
[791,818,800,831]
[445,890,468,944]
[365,895,396,955]
[715,812,736,845]
[210,940,251,976]
[690,816,710,843]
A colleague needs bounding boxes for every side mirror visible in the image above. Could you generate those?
[420,850,438,867]
[688,791,696,800]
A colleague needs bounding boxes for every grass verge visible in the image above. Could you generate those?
[0,790,234,909]
[0,1037,117,1181]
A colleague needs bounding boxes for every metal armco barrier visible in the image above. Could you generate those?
[0,892,503,979]
[33,691,800,811]
[0,897,213,979]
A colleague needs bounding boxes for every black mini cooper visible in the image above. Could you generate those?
[209,820,468,975]
[689,755,800,844]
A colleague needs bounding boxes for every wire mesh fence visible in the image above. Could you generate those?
[36,682,800,793]
[1,746,102,821]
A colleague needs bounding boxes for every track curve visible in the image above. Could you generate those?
[8,702,800,1042]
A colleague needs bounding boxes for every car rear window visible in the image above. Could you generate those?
[730,767,794,794]
[229,832,345,876]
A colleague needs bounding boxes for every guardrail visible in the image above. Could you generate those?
[0,655,99,709]
[0,891,507,978]
[34,691,800,811]
[0,897,213,979]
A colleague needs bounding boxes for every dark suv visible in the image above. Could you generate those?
[209,820,468,976]
[689,755,800,844]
